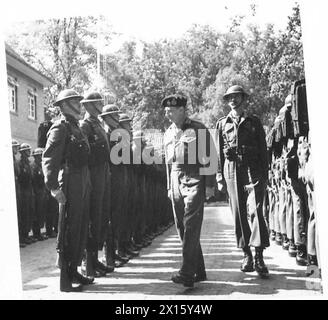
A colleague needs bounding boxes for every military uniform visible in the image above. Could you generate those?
[80,114,112,276]
[164,108,215,286]
[216,112,270,249]
[42,89,93,291]
[31,148,47,240]
[17,144,35,244]
[43,114,91,266]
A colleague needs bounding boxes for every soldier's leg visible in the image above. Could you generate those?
[278,187,288,248]
[291,179,307,265]
[286,188,297,256]
[247,180,269,278]
[179,172,205,279]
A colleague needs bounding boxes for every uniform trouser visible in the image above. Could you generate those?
[306,185,319,261]
[19,186,34,238]
[290,179,307,246]
[33,188,46,235]
[224,160,269,249]
[286,187,294,241]
[170,168,206,278]
[278,187,287,235]
[88,163,110,251]
[268,191,275,232]
[45,191,59,235]
[101,168,111,250]
[273,191,281,234]
[62,166,91,268]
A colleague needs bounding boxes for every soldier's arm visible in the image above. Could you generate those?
[42,122,66,191]
[256,118,269,183]
[79,120,91,139]
[216,119,226,185]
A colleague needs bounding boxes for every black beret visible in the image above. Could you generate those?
[161,94,187,108]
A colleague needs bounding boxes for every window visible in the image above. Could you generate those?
[28,91,37,120]
[8,77,18,113]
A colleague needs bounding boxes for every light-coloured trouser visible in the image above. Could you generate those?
[170,168,206,278]
[306,185,319,265]
[290,179,307,246]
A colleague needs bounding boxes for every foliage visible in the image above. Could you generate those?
[5,4,304,130]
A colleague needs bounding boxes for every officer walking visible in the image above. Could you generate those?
[216,85,270,278]
[42,89,94,292]
[80,91,114,277]
[163,94,216,287]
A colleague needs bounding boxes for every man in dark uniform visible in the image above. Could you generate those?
[42,89,94,292]
[18,143,35,245]
[31,148,48,241]
[163,94,216,287]
[98,104,126,268]
[216,85,270,278]
[80,91,114,277]
[12,140,24,248]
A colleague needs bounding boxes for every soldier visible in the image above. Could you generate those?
[80,91,114,277]
[31,148,48,241]
[163,94,216,287]
[286,138,308,265]
[98,104,126,268]
[42,89,94,292]
[12,140,24,248]
[17,143,35,245]
[216,85,270,278]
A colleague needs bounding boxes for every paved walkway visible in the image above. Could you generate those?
[20,203,322,299]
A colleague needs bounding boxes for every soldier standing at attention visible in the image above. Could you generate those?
[163,94,216,288]
[42,89,94,292]
[12,140,24,247]
[98,104,125,268]
[80,91,114,277]
[18,143,35,245]
[31,148,48,241]
[216,85,270,278]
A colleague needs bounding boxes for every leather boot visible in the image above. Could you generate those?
[296,245,307,266]
[270,230,276,241]
[288,239,297,257]
[240,247,254,272]
[254,248,269,278]
[275,232,282,246]
[282,234,289,250]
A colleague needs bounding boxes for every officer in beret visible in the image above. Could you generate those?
[42,89,94,292]
[163,94,216,287]
[31,148,48,241]
[80,91,114,277]
[18,143,35,245]
[216,85,270,278]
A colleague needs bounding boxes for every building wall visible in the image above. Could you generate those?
[7,65,45,150]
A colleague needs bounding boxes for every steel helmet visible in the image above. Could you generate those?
[12,139,20,147]
[80,91,104,104]
[99,104,120,118]
[19,143,31,152]
[53,89,83,107]
[223,85,249,100]
[119,113,132,123]
[32,148,44,156]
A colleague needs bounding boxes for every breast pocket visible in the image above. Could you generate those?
[224,124,236,143]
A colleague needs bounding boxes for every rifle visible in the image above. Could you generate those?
[56,201,72,291]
